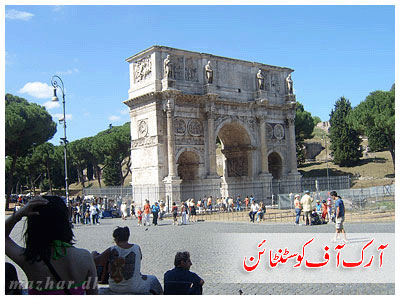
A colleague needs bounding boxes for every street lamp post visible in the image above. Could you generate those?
[324,135,330,191]
[51,75,69,203]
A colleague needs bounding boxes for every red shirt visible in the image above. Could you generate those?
[144,204,150,214]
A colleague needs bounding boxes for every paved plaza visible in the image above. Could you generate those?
[6,217,395,295]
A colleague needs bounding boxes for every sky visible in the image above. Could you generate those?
[4,3,396,145]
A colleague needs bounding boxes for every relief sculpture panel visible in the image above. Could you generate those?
[138,119,148,138]
[171,56,184,81]
[184,57,199,82]
[187,119,203,136]
[174,118,186,135]
[273,124,285,140]
[134,56,152,83]
[227,156,248,177]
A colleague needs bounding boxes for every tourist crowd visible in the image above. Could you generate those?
[6,190,346,295]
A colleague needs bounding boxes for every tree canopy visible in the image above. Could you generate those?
[5,94,57,209]
[350,89,395,169]
[295,102,315,165]
[329,96,362,167]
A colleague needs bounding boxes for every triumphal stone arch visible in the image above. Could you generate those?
[123,46,301,205]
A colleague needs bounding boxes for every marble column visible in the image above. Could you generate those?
[207,112,218,177]
[287,117,298,174]
[259,117,269,174]
[165,100,176,177]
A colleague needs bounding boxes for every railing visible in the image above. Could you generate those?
[83,175,351,208]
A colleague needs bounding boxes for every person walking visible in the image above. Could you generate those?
[236,195,241,211]
[159,200,166,220]
[120,202,128,220]
[189,199,196,222]
[143,200,151,226]
[331,191,348,243]
[180,202,187,225]
[293,194,302,225]
[245,196,249,210]
[171,202,178,225]
[130,202,136,219]
[300,190,313,226]
[151,202,160,226]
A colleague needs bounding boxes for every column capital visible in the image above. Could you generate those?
[163,98,175,113]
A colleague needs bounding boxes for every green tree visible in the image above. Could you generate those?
[313,116,322,125]
[5,94,56,209]
[31,142,57,194]
[329,97,362,167]
[295,102,315,165]
[96,123,131,186]
[350,89,395,169]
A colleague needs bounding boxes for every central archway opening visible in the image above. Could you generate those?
[217,122,252,178]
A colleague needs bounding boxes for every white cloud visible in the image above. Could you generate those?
[43,101,60,110]
[6,9,34,21]
[109,115,121,121]
[53,113,72,121]
[56,68,79,75]
[18,82,53,99]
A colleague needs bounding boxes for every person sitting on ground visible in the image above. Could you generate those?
[92,226,163,294]
[164,251,204,295]
[311,208,321,225]
[5,196,98,295]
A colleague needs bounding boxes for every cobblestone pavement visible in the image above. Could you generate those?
[6,217,395,295]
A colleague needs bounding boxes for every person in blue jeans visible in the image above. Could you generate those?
[236,196,241,211]
[164,251,204,295]
[293,194,302,225]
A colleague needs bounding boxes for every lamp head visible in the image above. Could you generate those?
[52,86,59,102]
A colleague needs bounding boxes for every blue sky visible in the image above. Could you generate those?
[5,4,395,145]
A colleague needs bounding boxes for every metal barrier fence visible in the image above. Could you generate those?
[278,184,395,210]
[82,175,351,209]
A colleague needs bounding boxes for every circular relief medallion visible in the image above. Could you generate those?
[138,120,148,138]
[187,119,203,136]
[265,123,273,139]
[174,118,186,135]
[274,124,285,139]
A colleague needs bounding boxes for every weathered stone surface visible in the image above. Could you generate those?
[124,46,301,204]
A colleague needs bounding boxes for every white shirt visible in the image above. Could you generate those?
[251,203,259,212]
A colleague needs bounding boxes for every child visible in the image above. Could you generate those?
[321,199,328,222]
[137,208,143,226]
